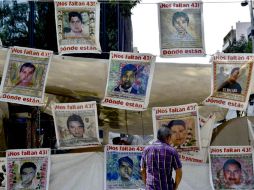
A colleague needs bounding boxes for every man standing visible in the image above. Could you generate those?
[114,64,138,94]
[141,126,182,190]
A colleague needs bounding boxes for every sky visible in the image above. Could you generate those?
[131,0,250,64]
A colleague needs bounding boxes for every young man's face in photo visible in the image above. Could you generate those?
[223,163,242,186]
[121,71,135,90]
[174,17,188,34]
[170,124,187,146]
[19,66,34,85]
[70,16,82,33]
[119,161,133,181]
[21,167,36,186]
[68,121,84,138]
[230,69,240,81]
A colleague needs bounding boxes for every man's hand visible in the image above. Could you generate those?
[140,167,146,184]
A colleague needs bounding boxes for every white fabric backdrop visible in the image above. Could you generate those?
[49,152,213,190]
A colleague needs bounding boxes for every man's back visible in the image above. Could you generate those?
[141,140,182,190]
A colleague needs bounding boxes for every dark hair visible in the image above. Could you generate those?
[172,12,189,26]
[223,159,241,171]
[20,62,36,73]
[118,156,133,168]
[230,67,240,75]
[157,126,171,142]
[69,12,83,23]
[112,137,121,145]
[167,120,186,129]
[66,114,85,129]
[121,64,137,77]
[20,162,37,174]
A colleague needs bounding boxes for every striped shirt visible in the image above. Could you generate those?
[141,140,182,190]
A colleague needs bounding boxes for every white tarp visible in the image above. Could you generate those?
[49,152,212,190]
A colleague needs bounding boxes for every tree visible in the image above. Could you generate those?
[223,35,252,53]
[0,0,29,46]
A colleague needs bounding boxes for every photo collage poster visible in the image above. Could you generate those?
[52,101,101,149]
[152,103,201,152]
[159,1,205,57]
[209,146,254,190]
[204,53,254,111]
[0,158,5,189]
[102,51,156,111]
[179,114,216,163]
[6,148,51,190]
[104,145,145,190]
[54,0,101,54]
[0,46,53,106]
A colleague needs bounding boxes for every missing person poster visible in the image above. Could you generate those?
[102,51,155,111]
[6,148,50,190]
[0,46,52,106]
[52,101,100,149]
[179,114,215,163]
[159,1,205,57]
[104,145,145,190]
[54,0,101,54]
[152,103,201,152]
[204,53,254,111]
[0,158,6,189]
[209,146,254,190]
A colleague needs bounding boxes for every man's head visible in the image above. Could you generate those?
[18,62,36,86]
[167,120,187,146]
[223,159,242,186]
[219,67,224,73]
[20,162,37,187]
[118,156,133,181]
[172,12,189,35]
[157,126,171,144]
[67,114,85,138]
[229,67,240,82]
[68,12,83,34]
[120,64,137,90]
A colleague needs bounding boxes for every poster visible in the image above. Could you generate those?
[0,46,52,106]
[6,148,50,190]
[152,103,201,152]
[104,145,145,190]
[204,53,254,111]
[0,158,5,189]
[247,119,254,146]
[52,101,100,149]
[179,114,215,163]
[54,0,101,54]
[209,146,254,190]
[159,1,205,57]
[102,51,155,111]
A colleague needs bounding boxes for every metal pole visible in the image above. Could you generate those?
[249,0,254,53]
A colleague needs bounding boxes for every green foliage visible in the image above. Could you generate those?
[0,0,29,46]
[223,35,252,53]
[108,0,140,16]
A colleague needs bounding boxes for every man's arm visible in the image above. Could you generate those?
[174,168,182,190]
[140,167,146,185]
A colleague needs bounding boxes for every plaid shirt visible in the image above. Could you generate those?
[141,140,182,190]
